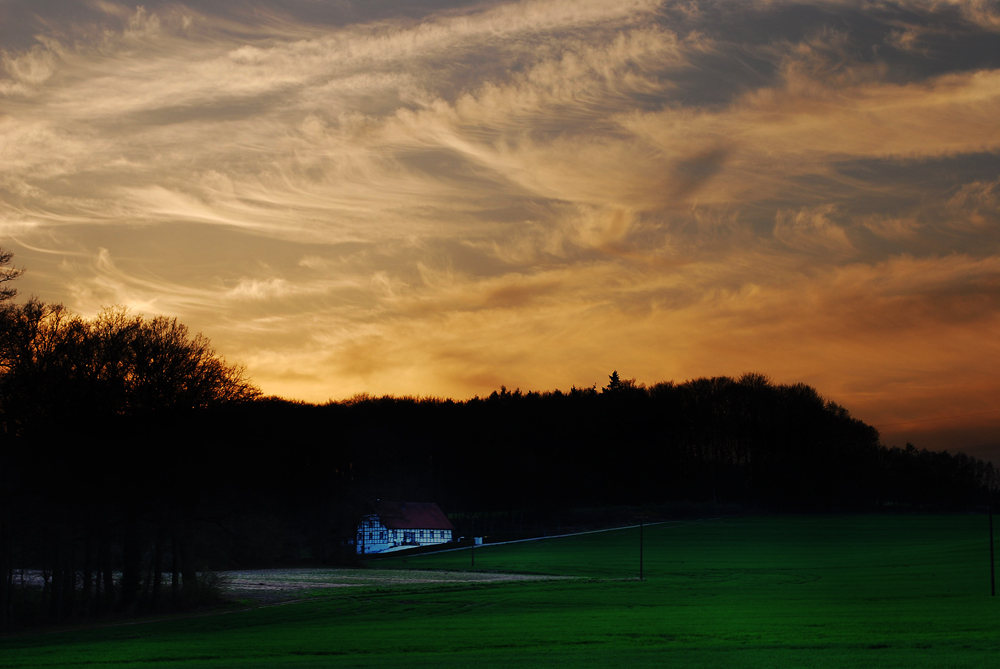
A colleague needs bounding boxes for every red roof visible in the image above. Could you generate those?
[375,501,454,530]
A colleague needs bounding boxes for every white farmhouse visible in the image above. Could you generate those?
[356,501,456,554]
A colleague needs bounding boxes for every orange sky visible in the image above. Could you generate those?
[2,0,999,458]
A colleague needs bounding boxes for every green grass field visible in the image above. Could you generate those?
[2,515,997,667]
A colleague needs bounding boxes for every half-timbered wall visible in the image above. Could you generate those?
[356,515,392,554]
[355,515,454,554]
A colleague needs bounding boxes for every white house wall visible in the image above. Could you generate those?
[355,515,454,554]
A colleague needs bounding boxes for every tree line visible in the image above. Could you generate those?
[0,250,262,628]
[0,249,995,630]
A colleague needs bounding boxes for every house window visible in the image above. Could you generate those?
[419,530,424,538]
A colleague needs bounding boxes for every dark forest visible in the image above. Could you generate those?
[0,253,995,631]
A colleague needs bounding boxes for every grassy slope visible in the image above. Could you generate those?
[2,515,997,668]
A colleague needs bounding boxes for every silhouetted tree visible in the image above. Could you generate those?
[0,296,260,629]
[0,247,23,302]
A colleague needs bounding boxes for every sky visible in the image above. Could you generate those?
[2,0,1000,457]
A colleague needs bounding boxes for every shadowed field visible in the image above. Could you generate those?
[2,515,996,668]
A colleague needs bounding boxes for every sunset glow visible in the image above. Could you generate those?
[3,0,1000,454]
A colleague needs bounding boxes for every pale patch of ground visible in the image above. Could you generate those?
[8,568,568,608]
[219,568,571,604]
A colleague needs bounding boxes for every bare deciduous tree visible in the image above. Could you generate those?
[0,247,24,302]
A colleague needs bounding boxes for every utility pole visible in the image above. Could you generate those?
[640,517,644,581]
[471,516,475,569]
[636,515,648,581]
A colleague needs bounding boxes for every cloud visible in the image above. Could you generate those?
[226,277,293,301]
[774,205,854,254]
[856,214,921,240]
[622,67,1000,212]
[1,45,57,95]
[947,177,1000,229]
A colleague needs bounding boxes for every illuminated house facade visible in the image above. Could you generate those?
[356,501,455,554]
